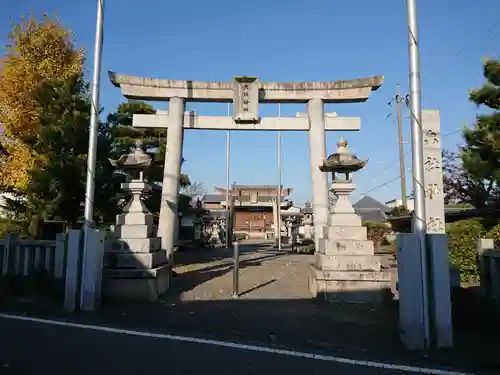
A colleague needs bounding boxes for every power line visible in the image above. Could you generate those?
[366,127,460,184]
[360,127,463,201]
[358,174,404,197]
[369,149,411,179]
[423,19,500,75]
[441,128,462,137]
[359,8,500,216]
[446,21,500,66]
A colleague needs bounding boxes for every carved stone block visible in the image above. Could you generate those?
[232,76,259,123]
[328,226,367,241]
[315,254,381,272]
[324,239,375,255]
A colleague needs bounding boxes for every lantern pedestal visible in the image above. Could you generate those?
[309,139,392,304]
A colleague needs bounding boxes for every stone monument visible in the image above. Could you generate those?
[103,141,170,301]
[209,219,223,247]
[302,201,314,240]
[397,110,453,349]
[422,110,445,233]
[309,137,391,303]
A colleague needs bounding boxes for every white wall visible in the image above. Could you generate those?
[385,198,414,212]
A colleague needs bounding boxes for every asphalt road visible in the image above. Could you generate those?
[0,316,469,375]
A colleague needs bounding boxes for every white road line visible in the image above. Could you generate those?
[0,313,471,375]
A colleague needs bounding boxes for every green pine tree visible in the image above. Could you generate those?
[105,101,191,220]
[460,58,500,207]
[106,101,190,187]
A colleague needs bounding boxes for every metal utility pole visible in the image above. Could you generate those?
[406,0,430,348]
[81,0,104,308]
[232,241,240,298]
[395,86,408,210]
[225,103,231,248]
[277,104,282,250]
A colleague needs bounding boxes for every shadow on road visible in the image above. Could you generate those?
[1,241,499,374]
[3,288,499,374]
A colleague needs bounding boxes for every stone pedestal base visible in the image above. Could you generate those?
[309,266,392,304]
[102,264,171,301]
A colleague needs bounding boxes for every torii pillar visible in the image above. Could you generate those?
[109,72,383,260]
[308,99,329,249]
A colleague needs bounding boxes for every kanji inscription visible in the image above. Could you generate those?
[425,183,441,199]
[424,156,441,171]
[422,110,445,233]
[427,217,445,232]
[233,76,259,123]
[424,129,440,146]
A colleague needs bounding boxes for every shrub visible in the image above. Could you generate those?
[485,223,500,248]
[446,219,485,283]
[297,243,315,254]
[0,219,27,239]
[364,220,391,252]
[0,219,69,240]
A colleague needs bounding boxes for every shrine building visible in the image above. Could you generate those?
[202,185,293,237]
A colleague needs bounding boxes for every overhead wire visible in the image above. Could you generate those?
[363,13,498,197]
[358,174,404,197]
[360,128,463,197]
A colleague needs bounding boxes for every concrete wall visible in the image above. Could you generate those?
[385,198,415,212]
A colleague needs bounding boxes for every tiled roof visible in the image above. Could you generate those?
[232,185,284,189]
[202,194,224,203]
[202,194,289,203]
[353,196,391,213]
[215,186,293,195]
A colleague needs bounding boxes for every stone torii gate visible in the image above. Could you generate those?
[109,72,383,259]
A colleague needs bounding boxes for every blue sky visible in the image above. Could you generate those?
[2,0,500,206]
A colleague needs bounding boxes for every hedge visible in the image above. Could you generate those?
[0,220,27,240]
[446,219,485,283]
[363,220,391,251]
[485,223,500,248]
[0,220,110,240]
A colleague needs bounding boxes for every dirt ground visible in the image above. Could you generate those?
[170,241,398,302]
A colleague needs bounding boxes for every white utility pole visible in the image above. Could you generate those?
[277,104,282,250]
[225,104,231,247]
[406,0,430,348]
[81,0,104,309]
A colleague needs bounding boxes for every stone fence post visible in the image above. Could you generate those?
[477,238,500,303]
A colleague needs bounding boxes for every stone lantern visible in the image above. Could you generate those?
[108,140,154,221]
[308,137,391,304]
[302,201,314,240]
[103,140,170,301]
[319,137,367,225]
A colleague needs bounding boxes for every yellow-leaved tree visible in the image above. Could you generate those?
[0,15,84,190]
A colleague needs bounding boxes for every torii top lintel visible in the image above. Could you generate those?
[108,71,383,104]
